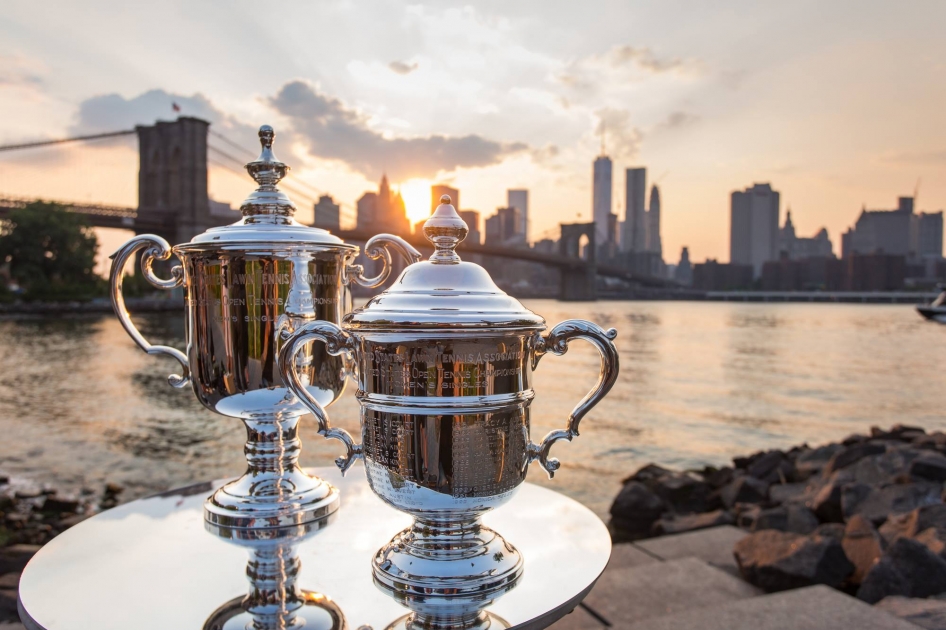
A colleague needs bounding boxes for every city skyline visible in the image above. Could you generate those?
[1,2,945,263]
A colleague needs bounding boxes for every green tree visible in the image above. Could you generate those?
[0,201,105,301]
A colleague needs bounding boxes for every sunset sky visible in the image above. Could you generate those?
[1,1,945,266]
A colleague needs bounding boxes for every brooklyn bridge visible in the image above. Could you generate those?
[0,116,677,301]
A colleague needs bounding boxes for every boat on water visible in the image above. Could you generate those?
[917,289,946,322]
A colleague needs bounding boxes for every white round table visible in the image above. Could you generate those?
[18,464,610,630]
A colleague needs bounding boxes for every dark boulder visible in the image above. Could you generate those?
[752,504,819,535]
[914,527,946,559]
[813,523,846,540]
[825,442,886,474]
[649,472,716,514]
[871,424,927,442]
[910,453,946,482]
[0,544,41,575]
[733,530,854,592]
[794,445,844,480]
[769,482,808,505]
[859,538,946,603]
[623,463,674,485]
[841,482,941,525]
[808,471,850,523]
[610,481,667,537]
[719,475,769,508]
[40,496,80,514]
[743,450,796,485]
[702,466,735,489]
[857,556,911,603]
[652,509,735,536]
[842,514,884,585]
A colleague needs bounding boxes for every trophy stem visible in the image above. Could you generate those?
[245,543,306,630]
[204,412,340,529]
[372,515,523,596]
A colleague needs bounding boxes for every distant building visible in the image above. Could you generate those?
[846,254,906,291]
[507,190,528,242]
[592,156,612,248]
[356,192,378,230]
[914,211,943,259]
[841,197,914,258]
[730,183,780,278]
[762,257,846,291]
[623,167,647,253]
[485,206,525,247]
[357,174,410,235]
[646,184,662,257]
[692,260,754,291]
[674,246,692,286]
[459,210,481,245]
[431,185,459,214]
[533,238,557,254]
[778,210,833,260]
[313,194,341,233]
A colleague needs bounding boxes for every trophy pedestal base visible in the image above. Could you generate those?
[203,592,346,630]
[204,471,340,529]
[384,611,510,630]
[372,517,524,597]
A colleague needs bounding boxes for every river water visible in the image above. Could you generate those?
[1,301,944,518]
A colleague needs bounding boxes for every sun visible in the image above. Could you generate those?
[398,179,434,225]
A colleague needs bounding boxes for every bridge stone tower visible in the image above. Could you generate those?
[136,116,219,244]
[559,222,597,301]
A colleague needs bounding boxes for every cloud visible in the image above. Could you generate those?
[388,60,419,75]
[71,89,268,158]
[559,44,702,90]
[269,80,529,181]
[658,111,699,131]
[0,54,45,89]
[595,108,642,159]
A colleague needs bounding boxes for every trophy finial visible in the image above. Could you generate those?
[245,124,289,189]
[424,196,468,264]
[239,125,294,217]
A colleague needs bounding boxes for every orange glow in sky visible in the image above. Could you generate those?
[398,179,434,224]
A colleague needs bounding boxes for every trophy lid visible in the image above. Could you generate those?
[344,195,545,331]
[179,126,354,250]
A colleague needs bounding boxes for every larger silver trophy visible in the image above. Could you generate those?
[279,196,620,600]
[109,126,421,528]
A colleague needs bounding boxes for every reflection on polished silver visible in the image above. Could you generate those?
[205,520,347,630]
[375,563,517,630]
[108,125,420,528]
[280,195,620,595]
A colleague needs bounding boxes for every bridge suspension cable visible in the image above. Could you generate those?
[0,129,136,153]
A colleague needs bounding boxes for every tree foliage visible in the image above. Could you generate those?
[0,201,105,301]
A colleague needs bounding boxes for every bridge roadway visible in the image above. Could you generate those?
[0,196,676,289]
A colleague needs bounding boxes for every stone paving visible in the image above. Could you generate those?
[550,526,936,629]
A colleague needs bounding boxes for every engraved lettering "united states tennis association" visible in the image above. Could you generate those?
[372,349,524,364]
[198,271,338,286]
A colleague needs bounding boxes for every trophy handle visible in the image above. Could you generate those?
[278,321,363,474]
[528,320,619,478]
[109,235,190,389]
[346,234,422,288]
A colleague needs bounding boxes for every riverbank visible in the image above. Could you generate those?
[609,424,946,604]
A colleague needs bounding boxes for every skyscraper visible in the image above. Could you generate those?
[592,156,612,247]
[507,189,529,242]
[646,184,662,256]
[623,167,647,253]
[431,185,459,214]
[313,194,340,233]
[459,210,481,245]
[357,174,410,235]
[730,183,780,277]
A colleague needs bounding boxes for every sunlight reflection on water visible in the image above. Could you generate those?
[1,301,944,518]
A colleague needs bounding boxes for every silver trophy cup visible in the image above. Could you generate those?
[109,126,420,528]
[278,196,619,595]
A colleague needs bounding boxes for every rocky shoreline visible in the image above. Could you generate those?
[0,474,123,622]
[610,424,946,606]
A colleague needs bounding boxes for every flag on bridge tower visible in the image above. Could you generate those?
[172,102,181,113]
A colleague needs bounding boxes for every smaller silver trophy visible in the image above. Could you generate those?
[110,126,421,529]
[279,196,619,596]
